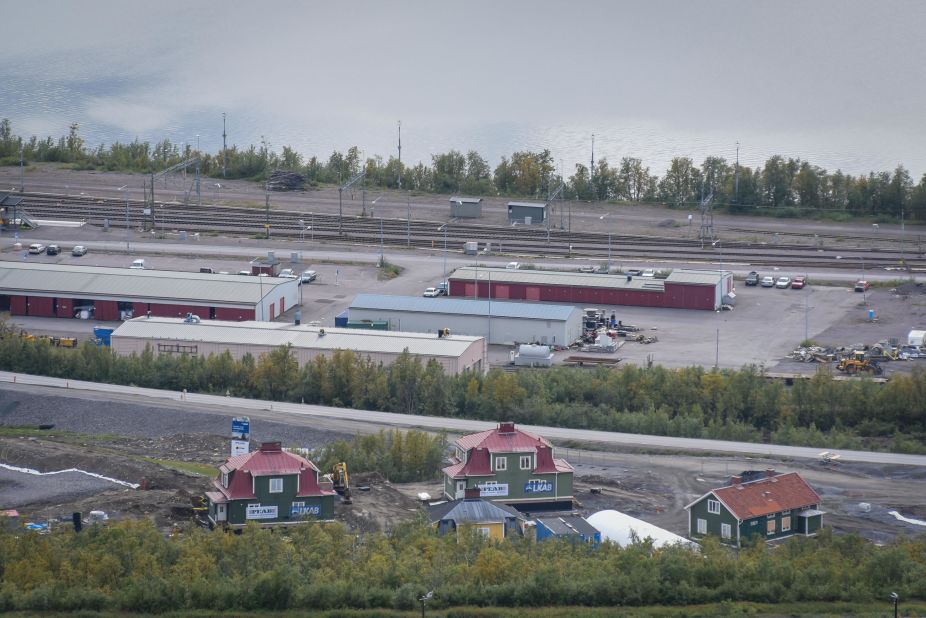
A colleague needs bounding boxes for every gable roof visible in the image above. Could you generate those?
[535,515,599,538]
[686,472,821,520]
[429,497,523,524]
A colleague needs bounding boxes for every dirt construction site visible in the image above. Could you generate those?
[1,384,925,544]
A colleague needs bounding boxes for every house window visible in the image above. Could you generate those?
[707,499,720,514]
[269,477,283,493]
[767,518,776,534]
[782,516,791,532]
[494,457,507,471]
[221,472,228,488]
[697,518,707,534]
[292,501,304,508]
[476,527,490,537]
[721,523,732,539]
[520,455,532,470]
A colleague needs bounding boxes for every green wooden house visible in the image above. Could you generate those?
[685,470,824,547]
[442,422,574,510]
[206,441,337,529]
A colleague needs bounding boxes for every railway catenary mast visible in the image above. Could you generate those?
[338,170,366,235]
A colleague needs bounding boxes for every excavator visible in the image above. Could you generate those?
[328,462,352,505]
[835,351,884,376]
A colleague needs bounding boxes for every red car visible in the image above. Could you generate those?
[791,276,806,289]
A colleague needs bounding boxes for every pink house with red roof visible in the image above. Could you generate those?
[442,422,574,510]
[206,441,337,529]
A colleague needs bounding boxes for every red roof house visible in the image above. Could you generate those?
[442,422,573,510]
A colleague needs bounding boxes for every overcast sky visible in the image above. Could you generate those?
[3,1,925,175]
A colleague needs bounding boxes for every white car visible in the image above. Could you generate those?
[300,270,317,284]
[28,243,46,254]
[129,259,145,269]
[775,276,791,289]
[423,287,441,297]
[641,269,656,278]
[278,268,298,279]
[71,245,87,256]
[761,276,775,287]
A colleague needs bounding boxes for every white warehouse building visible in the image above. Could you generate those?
[348,294,583,346]
[111,317,488,375]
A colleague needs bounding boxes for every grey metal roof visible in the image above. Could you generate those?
[449,267,665,292]
[449,196,482,204]
[0,194,24,206]
[351,294,581,321]
[112,317,483,357]
[429,498,523,524]
[535,515,599,537]
[0,261,292,305]
[665,269,723,285]
[507,201,547,208]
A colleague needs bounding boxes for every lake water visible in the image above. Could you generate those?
[3,2,924,179]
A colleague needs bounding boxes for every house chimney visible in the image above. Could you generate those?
[730,475,742,485]
[464,487,481,500]
[765,468,776,478]
[259,441,282,452]
[499,422,516,433]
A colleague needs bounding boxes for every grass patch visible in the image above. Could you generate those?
[139,457,216,477]
[378,260,403,280]
[0,425,121,442]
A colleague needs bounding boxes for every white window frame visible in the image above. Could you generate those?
[707,499,720,514]
[767,518,776,534]
[221,472,229,488]
[519,455,532,470]
[494,456,507,471]
[269,477,283,493]
[697,518,707,534]
[781,516,791,532]
[476,527,490,537]
[721,523,732,539]
[292,501,305,508]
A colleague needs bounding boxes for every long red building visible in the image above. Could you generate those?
[448,267,732,311]
[0,262,298,322]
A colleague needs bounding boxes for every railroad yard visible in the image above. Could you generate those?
[1,164,925,547]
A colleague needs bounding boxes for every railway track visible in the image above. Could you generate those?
[13,192,926,271]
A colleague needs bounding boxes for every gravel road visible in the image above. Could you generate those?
[0,466,128,509]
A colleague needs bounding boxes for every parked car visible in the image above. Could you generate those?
[641,268,656,278]
[278,268,298,279]
[854,280,870,292]
[625,269,643,276]
[506,262,521,270]
[745,271,760,286]
[199,267,215,274]
[237,270,251,276]
[46,244,60,256]
[129,259,145,269]
[760,276,775,287]
[300,270,317,284]
[27,243,46,254]
[436,281,449,295]
[423,287,441,297]
[71,245,87,256]
[775,276,791,289]
[791,276,807,289]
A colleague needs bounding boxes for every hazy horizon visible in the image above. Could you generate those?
[2,0,925,177]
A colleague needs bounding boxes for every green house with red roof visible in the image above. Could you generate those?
[685,470,824,547]
[442,422,574,510]
[206,441,337,529]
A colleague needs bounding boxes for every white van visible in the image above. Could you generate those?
[130,259,145,270]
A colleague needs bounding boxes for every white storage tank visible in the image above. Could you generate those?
[514,344,554,367]
[908,329,926,347]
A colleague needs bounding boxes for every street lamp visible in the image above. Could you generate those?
[438,223,448,280]
[371,194,383,218]
[118,185,130,251]
[419,591,433,618]
[890,592,898,618]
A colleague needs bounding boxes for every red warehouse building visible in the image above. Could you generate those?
[0,262,299,322]
[448,267,733,311]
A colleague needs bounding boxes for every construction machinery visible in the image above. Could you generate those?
[329,462,352,504]
[835,351,884,376]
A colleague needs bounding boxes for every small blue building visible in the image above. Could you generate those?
[534,515,601,546]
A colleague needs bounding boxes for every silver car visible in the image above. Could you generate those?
[775,276,791,289]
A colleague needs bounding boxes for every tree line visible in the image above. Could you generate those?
[310,428,446,484]
[3,118,925,221]
[1,332,924,454]
[0,518,923,613]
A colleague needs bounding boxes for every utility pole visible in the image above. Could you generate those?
[406,192,411,247]
[734,141,740,204]
[397,120,402,190]
[589,133,595,200]
[19,143,24,192]
[222,113,227,178]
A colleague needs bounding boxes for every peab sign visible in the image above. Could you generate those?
[245,504,278,520]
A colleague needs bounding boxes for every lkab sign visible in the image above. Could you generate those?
[524,480,553,494]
